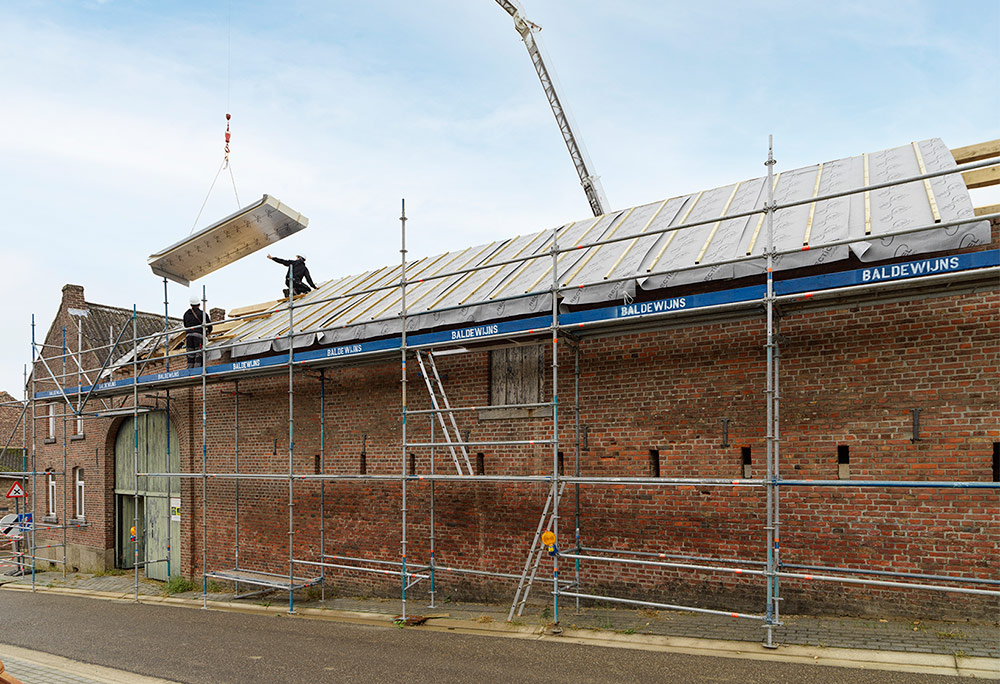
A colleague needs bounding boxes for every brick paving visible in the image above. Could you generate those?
[2,655,108,684]
[5,571,998,659]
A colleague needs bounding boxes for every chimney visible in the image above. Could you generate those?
[61,284,85,309]
[210,307,226,323]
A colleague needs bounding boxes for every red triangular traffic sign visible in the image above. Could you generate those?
[5,482,25,498]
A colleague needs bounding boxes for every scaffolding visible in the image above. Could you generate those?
[10,141,1000,646]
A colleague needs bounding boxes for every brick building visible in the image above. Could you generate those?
[25,138,999,624]
[0,391,26,519]
[27,284,177,571]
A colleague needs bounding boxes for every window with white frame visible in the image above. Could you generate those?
[47,403,56,439]
[74,410,84,437]
[46,470,57,518]
[74,467,85,519]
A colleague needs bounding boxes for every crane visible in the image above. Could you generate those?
[495,0,611,217]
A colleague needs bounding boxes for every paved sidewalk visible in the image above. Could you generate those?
[4,571,998,660]
[0,645,178,684]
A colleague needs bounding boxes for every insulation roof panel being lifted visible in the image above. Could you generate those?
[147,194,308,286]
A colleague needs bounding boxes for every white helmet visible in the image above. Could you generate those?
[189,294,201,306]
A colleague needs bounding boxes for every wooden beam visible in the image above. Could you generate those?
[228,300,281,318]
[963,165,1000,189]
[951,139,1000,164]
[974,203,1000,217]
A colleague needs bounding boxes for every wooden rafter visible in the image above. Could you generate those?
[951,139,1000,164]
[951,139,1000,190]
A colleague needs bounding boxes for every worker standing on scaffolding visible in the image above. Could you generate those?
[267,254,317,298]
[183,295,213,368]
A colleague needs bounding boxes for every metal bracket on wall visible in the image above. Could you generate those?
[910,408,921,443]
[721,418,731,448]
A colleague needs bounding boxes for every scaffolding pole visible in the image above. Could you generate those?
[399,198,409,621]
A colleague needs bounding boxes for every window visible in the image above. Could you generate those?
[490,346,544,407]
[741,447,752,479]
[837,445,850,480]
[46,470,57,518]
[74,468,85,519]
[74,411,84,438]
[649,449,660,478]
[47,403,56,440]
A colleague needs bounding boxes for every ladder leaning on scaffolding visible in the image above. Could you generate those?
[414,350,474,475]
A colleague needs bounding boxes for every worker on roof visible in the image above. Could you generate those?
[267,253,317,298]
[183,294,213,369]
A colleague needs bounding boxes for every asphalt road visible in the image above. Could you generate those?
[0,591,962,684]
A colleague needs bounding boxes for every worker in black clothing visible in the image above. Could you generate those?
[267,254,317,297]
[183,295,213,368]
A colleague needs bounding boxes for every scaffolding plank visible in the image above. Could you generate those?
[147,195,308,286]
[204,568,321,591]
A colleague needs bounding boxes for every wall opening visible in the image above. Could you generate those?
[557,451,564,476]
[314,455,321,475]
[993,442,999,483]
[649,449,660,478]
[837,445,850,479]
[476,452,485,476]
[360,452,367,475]
[408,453,416,476]
[741,447,752,479]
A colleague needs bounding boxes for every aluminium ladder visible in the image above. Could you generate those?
[414,350,474,476]
[507,481,570,620]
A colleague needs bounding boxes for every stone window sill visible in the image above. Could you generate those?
[42,515,57,524]
[43,438,56,445]
[70,434,86,442]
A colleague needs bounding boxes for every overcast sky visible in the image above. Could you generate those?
[1,0,998,396]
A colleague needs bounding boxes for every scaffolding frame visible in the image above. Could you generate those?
[17,144,1000,644]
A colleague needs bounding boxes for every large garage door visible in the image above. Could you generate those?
[114,412,180,581]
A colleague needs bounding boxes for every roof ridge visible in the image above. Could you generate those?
[85,300,181,321]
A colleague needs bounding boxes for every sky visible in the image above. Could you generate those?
[1,0,998,395]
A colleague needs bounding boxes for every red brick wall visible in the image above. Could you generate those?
[139,286,996,620]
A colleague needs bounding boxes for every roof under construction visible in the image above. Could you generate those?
[213,137,988,360]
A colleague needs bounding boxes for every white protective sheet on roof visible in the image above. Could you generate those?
[214,138,987,359]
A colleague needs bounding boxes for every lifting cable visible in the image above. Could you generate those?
[190,0,240,234]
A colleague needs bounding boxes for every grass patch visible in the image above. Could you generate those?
[163,575,195,595]
[92,568,129,577]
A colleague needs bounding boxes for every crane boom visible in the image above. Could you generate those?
[495,0,610,216]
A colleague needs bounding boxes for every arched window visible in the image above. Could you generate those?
[74,467,85,519]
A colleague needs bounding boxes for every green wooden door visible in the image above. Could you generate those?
[114,412,180,580]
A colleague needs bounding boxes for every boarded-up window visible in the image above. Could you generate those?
[490,345,543,407]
